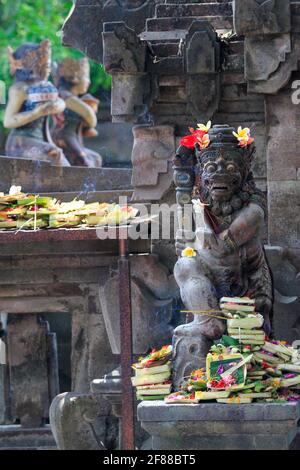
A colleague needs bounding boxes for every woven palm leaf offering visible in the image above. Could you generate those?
[0,186,138,230]
[218,296,300,403]
[164,369,207,405]
[162,296,300,405]
[131,345,172,401]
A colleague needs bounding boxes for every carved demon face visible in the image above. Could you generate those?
[199,148,245,203]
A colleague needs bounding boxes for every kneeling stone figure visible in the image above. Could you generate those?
[172,124,273,388]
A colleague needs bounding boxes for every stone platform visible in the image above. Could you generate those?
[0,425,56,450]
[138,402,300,450]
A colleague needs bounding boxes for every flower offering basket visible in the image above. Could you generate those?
[206,353,247,391]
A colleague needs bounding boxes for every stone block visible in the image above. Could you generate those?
[147,16,233,33]
[246,36,300,94]
[131,125,175,201]
[102,22,146,74]
[138,402,300,422]
[49,392,109,450]
[245,34,291,81]
[111,73,150,122]
[156,3,232,18]
[266,92,300,182]
[0,425,55,449]
[0,157,132,193]
[268,181,300,248]
[7,315,50,427]
[62,0,160,63]
[0,365,7,424]
[265,245,300,345]
[185,21,219,75]
[138,402,300,450]
[234,0,291,36]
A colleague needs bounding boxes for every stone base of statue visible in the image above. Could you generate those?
[172,313,226,389]
[138,402,300,450]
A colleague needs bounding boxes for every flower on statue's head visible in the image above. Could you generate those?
[182,247,197,258]
[180,133,198,149]
[180,122,211,149]
[233,126,254,148]
[197,120,212,133]
[197,133,210,150]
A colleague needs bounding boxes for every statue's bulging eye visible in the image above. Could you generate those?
[205,164,216,173]
[227,164,236,172]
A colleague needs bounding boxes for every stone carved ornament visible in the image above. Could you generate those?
[233,0,296,94]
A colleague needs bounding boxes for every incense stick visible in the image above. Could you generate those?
[14,218,34,234]
[181,310,226,321]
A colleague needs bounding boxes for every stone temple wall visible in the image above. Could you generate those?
[62,0,300,345]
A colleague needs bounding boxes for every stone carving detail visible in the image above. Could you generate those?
[172,125,273,388]
[185,21,221,121]
[102,22,150,122]
[131,125,175,201]
[245,36,300,94]
[62,0,163,63]
[63,1,221,126]
[102,22,146,74]
[233,0,295,95]
[234,0,291,36]
[50,392,114,450]
[4,40,69,166]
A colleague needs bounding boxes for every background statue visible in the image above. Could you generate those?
[52,58,102,167]
[4,40,69,166]
[172,124,273,388]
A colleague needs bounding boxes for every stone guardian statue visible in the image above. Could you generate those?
[172,124,273,388]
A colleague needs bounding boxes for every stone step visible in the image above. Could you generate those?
[147,16,233,33]
[221,84,262,101]
[0,425,56,449]
[0,156,133,194]
[0,446,57,450]
[219,99,265,114]
[214,111,265,123]
[156,2,233,18]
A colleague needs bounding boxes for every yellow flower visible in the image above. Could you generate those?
[197,133,210,149]
[233,126,250,140]
[197,121,211,133]
[233,126,254,147]
[182,247,197,258]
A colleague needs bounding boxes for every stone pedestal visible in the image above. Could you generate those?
[0,425,56,450]
[138,402,300,450]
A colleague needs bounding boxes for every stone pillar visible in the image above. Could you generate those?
[265,90,300,342]
[131,125,175,202]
